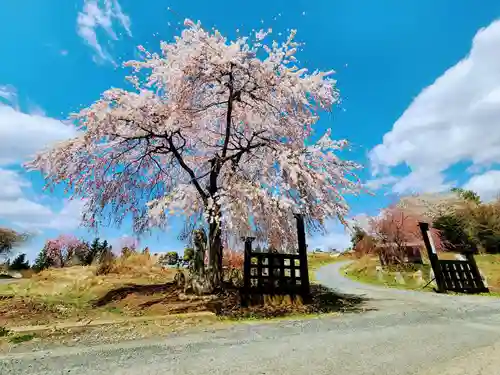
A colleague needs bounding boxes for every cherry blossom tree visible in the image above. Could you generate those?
[43,234,88,268]
[27,19,360,290]
[368,206,442,265]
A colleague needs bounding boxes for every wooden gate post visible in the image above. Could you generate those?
[464,248,489,293]
[418,222,446,293]
[241,236,255,307]
[294,214,311,303]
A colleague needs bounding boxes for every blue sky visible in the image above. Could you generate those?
[2,0,500,259]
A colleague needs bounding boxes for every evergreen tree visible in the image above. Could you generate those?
[350,225,367,249]
[32,247,53,272]
[9,253,30,271]
[85,238,102,265]
[451,188,481,205]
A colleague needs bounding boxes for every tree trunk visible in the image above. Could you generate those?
[208,218,223,290]
[186,209,224,296]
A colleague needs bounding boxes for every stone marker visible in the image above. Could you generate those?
[394,272,406,285]
[429,268,437,288]
[375,266,385,282]
[480,270,489,287]
[413,270,424,286]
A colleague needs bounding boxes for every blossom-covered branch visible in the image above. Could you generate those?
[27,19,361,275]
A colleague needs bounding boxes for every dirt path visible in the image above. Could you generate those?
[1,262,500,375]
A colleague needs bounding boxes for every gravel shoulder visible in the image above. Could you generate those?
[2,262,500,375]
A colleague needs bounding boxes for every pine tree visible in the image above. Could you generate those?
[32,247,53,272]
[9,253,30,271]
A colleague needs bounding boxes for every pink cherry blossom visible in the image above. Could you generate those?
[27,19,361,278]
[44,234,84,268]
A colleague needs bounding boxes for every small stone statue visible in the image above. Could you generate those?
[375,266,385,282]
[191,228,207,277]
[394,272,406,285]
[185,227,213,295]
[413,270,424,286]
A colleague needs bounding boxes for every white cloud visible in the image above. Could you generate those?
[364,175,400,191]
[369,20,500,194]
[0,85,18,109]
[308,220,351,251]
[42,199,87,231]
[77,0,132,65]
[0,104,76,166]
[463,170,500,201]
[8,199,85,233]
[8,238,42,261]
[0,169,29,199]
[0,87,82,233]
[0,170,85,232]
[349,213,372,232]
[391,169,454,195]
[0,198,53,225]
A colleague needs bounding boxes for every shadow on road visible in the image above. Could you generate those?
[309,284,374,314]
[211,283,374,319]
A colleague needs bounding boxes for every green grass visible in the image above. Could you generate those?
[343,257,435,292]
[343,254,500,296]
[104,306,125,315]
[308,253,350,270]
[8,334,36,344]
[0,326,10,337]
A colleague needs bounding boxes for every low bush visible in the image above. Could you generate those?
[222,248,243,270]
[96,251,154,276]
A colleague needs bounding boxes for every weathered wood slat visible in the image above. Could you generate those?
[241,214,311,305]
[419,222,489,295]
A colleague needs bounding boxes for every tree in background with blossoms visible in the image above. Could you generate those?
[43,234,89,268]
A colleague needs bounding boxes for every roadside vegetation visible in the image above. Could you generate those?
[344,257,434,291]
[345,189,500,295]
[344,254,500,295]
[0,240,362,336]
[308,252,351,271]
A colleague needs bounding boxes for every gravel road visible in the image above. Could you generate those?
[0,277,17,285]
[0,280,17,285]
[2,261,500,375]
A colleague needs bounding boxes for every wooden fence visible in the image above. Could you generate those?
[418,222,489,294]
[241,214,311,305]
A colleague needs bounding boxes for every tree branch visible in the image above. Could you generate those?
[221,65,235,160]
[167,135,209,201]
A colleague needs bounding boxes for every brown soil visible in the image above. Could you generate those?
[102,283,218,316]
[0,282,369,327]
[93,282,179,307]
[0,299,72,326]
